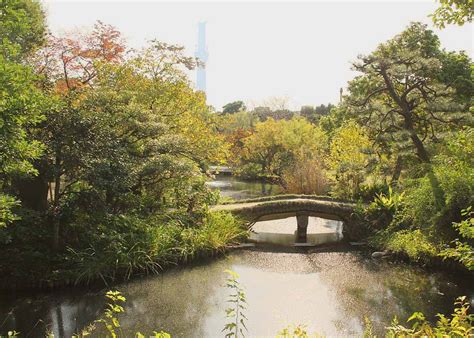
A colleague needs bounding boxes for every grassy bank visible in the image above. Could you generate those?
[0,211,247,290]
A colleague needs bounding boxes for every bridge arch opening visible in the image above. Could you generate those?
[249,213,344,246]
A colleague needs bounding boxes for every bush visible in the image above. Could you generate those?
[440,207,474,270]
[281,157,328,195]
[0,210,246,287]
[386,296,473,337]
[400,163,473,234]
[65,211,247,284]
[382,229,439,261]
[354,182,389,202]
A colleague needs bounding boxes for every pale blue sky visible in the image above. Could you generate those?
[42,1,473,110]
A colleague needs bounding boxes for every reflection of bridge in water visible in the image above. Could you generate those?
[212,195,365,242]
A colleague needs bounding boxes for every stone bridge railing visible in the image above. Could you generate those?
[212,195,366,242]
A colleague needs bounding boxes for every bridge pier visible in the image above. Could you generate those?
[296,213,309,243]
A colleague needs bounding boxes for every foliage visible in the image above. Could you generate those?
[215,110,257,166]
[223,101,246,114]
[386,296,473,337]
[431,0,473,28]
[300,104,334,124]
[0,0,47,255]
[3,15,227,252]
[0,194,20,228]
[277,325,312,338]
[238,117,327,179]
[364,185,404,231]
[94,290,127,337]
[328,121,372,199]
[76,290,171,338]
[281,156,328,195]
[440,207,474,270]
[61,211,247,285]
[223,269,248,338]
[0,0,46,59]
[372,186,405,214]
[381,229,439,261]
[342,22,472,167]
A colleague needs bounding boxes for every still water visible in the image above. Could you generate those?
[206,175,282,200]
[1,250,472,337]
[0,177,472,337]
[250,216,343,246]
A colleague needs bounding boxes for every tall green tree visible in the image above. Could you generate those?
[0,0,46,227]
[0,0,45,59]
[222,100,246,114]
[431,0,473,28]
[343,22,472,166]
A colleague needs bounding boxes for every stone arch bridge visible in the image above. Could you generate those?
[211,195,366,242]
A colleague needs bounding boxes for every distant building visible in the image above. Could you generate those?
[195,22,208,93]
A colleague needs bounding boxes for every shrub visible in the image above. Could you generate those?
[381,229,439,261]
[65,211,247,284]
[440,207,474,270]
[386,296,473,337]
[400,163,473,234]
[281,157,328,195]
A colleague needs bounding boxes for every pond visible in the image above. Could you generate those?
[206,175,282,200]
[0,176,472,337]
[0,249,472,337]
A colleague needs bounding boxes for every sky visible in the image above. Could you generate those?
[42,0,473,110]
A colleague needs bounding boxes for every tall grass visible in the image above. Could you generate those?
[66,211,247,285]
[281,158,328,195]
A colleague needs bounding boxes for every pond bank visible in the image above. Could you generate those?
[1,246,472,337]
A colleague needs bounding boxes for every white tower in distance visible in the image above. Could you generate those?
[195,22,208,93]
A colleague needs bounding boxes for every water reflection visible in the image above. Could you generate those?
[206,175,282,200]
[250,216,343,246]
[1,250,472,337]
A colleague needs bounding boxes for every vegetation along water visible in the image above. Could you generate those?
[0,0,472,336]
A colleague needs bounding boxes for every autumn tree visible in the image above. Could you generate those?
[239,117,327,179]
[328,121,372,198]
[14,20,226,250]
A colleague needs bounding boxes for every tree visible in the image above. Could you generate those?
[215,111,257,166]
[344,22,472,166]
[300,103,335,124]
[328,121,372,198]
[222,100,246,114]
[315,103,335,116]
[0,0,46,59]
[14,21,227,249]
[0,0,46,230]
[431,0,473,28]
[300,105,315,120]
[240,117,327,178]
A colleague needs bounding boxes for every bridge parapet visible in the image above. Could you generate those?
[212,197,367,241]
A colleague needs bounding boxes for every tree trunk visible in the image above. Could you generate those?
[401,112,431,163]
[409,132,431,163]
[390,155,403,186]
[52,155,61,251]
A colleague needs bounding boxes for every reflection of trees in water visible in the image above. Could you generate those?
[0,258,229,337]
[100,259,230,337]
[1,251,470,337]
[209,176,282,200]
[310,252,469,335]
[0,291,103,337]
